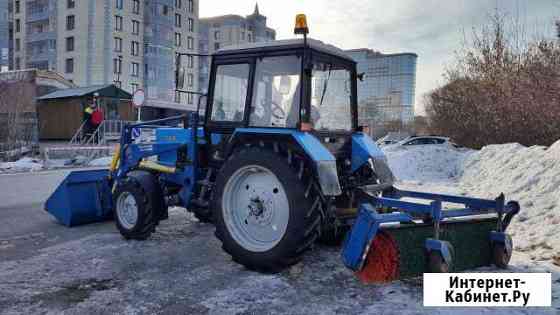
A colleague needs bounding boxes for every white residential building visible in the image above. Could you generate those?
[8,0,199,116]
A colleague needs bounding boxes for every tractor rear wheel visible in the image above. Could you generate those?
[113,171,164,240]
[212,147,321,272]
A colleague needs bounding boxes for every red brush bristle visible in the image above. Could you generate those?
[355,231,399,283]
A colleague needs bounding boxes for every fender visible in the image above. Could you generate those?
[231,128,342,196]
[352,132,395,185]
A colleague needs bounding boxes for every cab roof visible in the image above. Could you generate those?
[214,38,355,63]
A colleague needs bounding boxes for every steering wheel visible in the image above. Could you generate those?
[271,101,286,120]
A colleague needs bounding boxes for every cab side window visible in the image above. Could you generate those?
[211,63,250,122]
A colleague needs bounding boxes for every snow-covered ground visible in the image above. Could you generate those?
[0,142,558,314]
[0,155,113,174]
[0,157,43,173]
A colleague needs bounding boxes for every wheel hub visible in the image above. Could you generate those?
[222,165,290,252]
[247,191,275,226]
[116,192,138,230]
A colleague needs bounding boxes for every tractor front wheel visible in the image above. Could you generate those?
[492,243,512,269]
[212,147,321,272]
[113,171,164,240]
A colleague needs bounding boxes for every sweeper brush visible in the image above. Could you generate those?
[342,189,520,283]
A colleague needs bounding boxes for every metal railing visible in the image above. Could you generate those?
[69,120,133,146]
[85,120,134,146]
[68,121,88,146]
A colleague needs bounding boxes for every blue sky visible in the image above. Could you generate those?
[201,0,558,115]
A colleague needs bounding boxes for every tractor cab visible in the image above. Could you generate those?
[203,38,358,157]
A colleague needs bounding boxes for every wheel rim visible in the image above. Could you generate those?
[222,165,290,252]
[116,191,139,230]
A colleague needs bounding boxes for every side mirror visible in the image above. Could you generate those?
[357,72,366,82]
[175,54,186,89]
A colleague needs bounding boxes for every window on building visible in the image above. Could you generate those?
[187,55,194,68]
[15,1,20,14]
[67,0,75,9]
[132,20,140,35]
[113,58,122,74]
[175,33,181,47]
[175,14,181,27]
[188,18,194,32]
[247,34,252,42]
[66,15,75,30]
[115,16,123,31]
[187,93,193,104]
[15,39,20,51]
[188,73,193,87]
[116,0,123,9]
[214,42,220,51]
[131,83,139,92]
[188,0,194,13]
[114,37,122,52]
[187,36,193,50]
[131,62,139,77]
[66,37,74,52]
[15,19,20,33]
[241,32,245,40]
[132,0,140,14]
[114,81,122,88]
[131,41,139,56]
[175,0,182,9]
[65,58,74,73]
[214,31,220,40]
[174,91,181,103]
[161,4,169,16]
[15,57,21,70]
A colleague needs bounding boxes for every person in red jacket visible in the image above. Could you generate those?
[83,93,104,142]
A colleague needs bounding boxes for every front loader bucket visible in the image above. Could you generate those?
[45,169,113,227]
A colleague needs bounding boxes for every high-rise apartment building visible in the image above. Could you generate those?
[0,1,9,72]
[8,0,199,112]
[346,49,417,136]
[198,4,275,92]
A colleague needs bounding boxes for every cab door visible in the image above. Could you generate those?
[204,58,254,162]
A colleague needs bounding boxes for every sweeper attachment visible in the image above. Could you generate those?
[342,189,520,283]
[44,14,521,279]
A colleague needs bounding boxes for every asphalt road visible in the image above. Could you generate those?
[0,170,558,314]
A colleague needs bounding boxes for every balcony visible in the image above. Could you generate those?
[27,50,55,63]
[26,31,55,43]
[27,10,51,23]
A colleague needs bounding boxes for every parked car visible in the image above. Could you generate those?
[384,136,460,150]
[376,132,411,147]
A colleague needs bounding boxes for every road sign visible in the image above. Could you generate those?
[132,127,141,139]
[132,89,145,108]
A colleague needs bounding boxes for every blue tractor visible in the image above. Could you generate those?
[46,16,519,278]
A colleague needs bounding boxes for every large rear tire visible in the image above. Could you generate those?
[212,147,321,272]
[113,171,164,240]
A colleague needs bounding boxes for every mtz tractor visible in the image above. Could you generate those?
[47,15,519,278]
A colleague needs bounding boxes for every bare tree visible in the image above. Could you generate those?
[426,12,560,148]
[0,77,36,159]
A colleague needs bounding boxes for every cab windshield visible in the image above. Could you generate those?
[310,61,352,132]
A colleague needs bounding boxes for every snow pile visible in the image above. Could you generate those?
[458,141,560,260]
[88,156,113,167]
[384,140,560,262]
[0,157,43,172]
[383,145,471,182]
